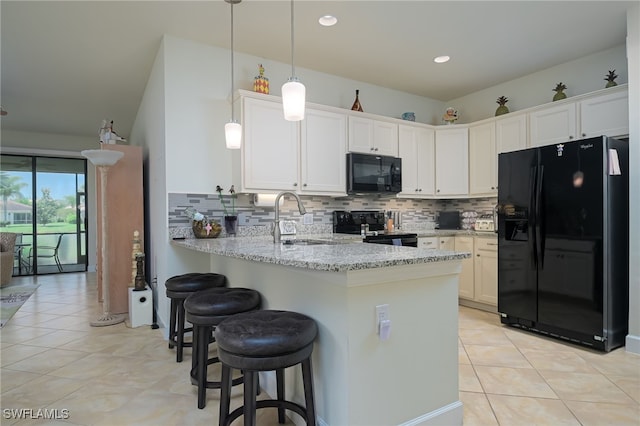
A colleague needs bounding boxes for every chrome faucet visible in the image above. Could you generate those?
[273,191,307,243]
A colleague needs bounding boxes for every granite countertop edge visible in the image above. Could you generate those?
[170,235,471,272]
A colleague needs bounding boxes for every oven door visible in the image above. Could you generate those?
[364,234,418,247]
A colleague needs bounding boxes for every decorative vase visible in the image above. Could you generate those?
[192,220,221,239]
[224,215,238,236]
[351,90,363,112]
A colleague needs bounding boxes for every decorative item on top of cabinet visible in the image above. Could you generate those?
[604,69,618,88]
[495,96,509,116]
[253,64,269,94]
[401,112,416,121]
[351,89,363,112]
[552,82,568,101]
[442,107,458,124]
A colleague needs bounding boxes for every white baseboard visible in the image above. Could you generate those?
[398,401,463,426]
[625,334,640,355]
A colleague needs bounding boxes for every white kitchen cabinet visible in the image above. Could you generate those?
[529,102,577,147]
[455,236,475,300]
[473,237,498,306]
[300,107,348,195]
[435,127,469,196]
[438,236,455,250]
[242,95,298,192]
[398,124,435,197]
[496,113,527,153]
[468,121,497,196]
[579,89,629,139]
[348,115,398,156]
[417,237,438,250]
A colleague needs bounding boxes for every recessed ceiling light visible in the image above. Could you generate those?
[434,55,450,64]
[318,15,337,27]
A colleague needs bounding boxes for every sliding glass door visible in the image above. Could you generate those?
[0,154,87,275]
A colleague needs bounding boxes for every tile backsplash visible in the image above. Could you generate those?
[168,192,497,237]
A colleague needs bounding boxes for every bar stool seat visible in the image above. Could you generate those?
[216,309,318,426]
[165,273,227,362]
[184,287,261,409]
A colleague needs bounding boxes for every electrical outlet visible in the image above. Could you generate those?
[375,304,389,332]
[303,213,313,225]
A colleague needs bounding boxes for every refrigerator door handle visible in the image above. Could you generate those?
[536,165,545,268]
[529,166,537,269]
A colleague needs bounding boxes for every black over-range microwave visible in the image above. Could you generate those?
[346,152,402,194]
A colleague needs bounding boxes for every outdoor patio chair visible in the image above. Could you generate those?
[28,233,63,272]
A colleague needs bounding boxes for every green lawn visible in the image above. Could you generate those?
[0,222,81,234]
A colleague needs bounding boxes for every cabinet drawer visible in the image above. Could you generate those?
[475,238,498,252]
[418,237,438,249]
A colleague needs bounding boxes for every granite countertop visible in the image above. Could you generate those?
[171,235,470,273]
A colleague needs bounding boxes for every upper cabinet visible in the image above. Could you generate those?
[468,121,497,196]
[348,116,399,156]
[242,95,298,192]
[496,113,527,154]
[529,86,628,147]
[239,93,347,196]
[300,107,348,195]
[529,102,577,147]
[578,89,629,139]
[435,127,469,197]
[398,124,435,197]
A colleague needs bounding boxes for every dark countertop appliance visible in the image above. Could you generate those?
[333,210,417,247]
[437,211,461,230]
[497,136,629,352]
[346,153,402,194]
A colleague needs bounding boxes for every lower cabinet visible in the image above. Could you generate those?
[456,235,498,309]
[474,238,498,306]
[455,237,475,300]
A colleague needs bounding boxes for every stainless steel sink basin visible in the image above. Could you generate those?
[281,239,338,246]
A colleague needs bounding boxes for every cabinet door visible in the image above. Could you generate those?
[474,238,498,306]
[469,122,497,196]
[418,237,438,250]
[438,236,455,250]
[579,89,629,139]
[529,103,577,147]
[300,108,347,195]
[496,113,527,153]
[435,127,469,196]
[455,236,475,300]
[243,97,298,191]
[348,116,374,153]
[373,120,399,156]
[399,125,434,196]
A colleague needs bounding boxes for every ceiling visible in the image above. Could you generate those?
[0,1,632,141]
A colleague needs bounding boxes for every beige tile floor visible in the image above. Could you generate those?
[1,273,639,425]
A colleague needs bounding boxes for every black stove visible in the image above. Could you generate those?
[333,210,418,247]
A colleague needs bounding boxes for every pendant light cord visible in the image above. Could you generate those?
[290,0,295,78]
[230,2,235,121]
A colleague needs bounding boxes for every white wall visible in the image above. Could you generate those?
[625,3,639,354]
[447,45,628,123]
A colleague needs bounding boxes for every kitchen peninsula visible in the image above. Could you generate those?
[172,236,469,426]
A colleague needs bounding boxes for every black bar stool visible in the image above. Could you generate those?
[216,309,318,426]
[184,287,261,409]
[165,273,227,362]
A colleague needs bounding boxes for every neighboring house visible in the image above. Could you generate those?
[0,200,32,225]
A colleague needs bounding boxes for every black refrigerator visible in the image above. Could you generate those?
[497,136,628,352]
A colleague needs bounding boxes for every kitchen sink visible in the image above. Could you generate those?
[281,239,338,246]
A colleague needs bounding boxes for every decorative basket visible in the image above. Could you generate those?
[192,220,221,239]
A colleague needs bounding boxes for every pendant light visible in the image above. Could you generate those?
[282,0,305,121]
[224,0,242,149]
